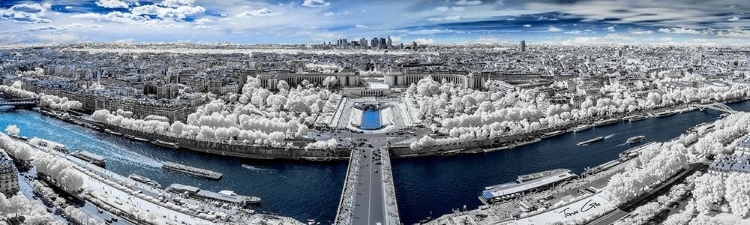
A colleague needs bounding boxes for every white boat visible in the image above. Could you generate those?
[627,136,645,144]
[541,130,564,139]
[152,140,179,149]
[624,114,646,122]
[104,129,122,136]
[572,124,592,133]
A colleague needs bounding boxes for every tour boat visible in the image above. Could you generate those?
[626,136,645,144]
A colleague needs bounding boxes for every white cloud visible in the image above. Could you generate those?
[523,24,531,28]
[427,17,443,22]
[64,6,73,9]
[471,36,507,44]
[413,38,435,45]
[160,0,195,8]
[302,0,330,8]
[236,8,279,17]
[658,27,701,34]
[95,0,129,9]
[131,4,205,20]
[606,26,615,32]
[0,3,51,24]
[390,36,402,42]
[629,29,654,35]
[660,37,673,42]
[436,7,449,12]
[559,37,599,45]
[547,25,562,32]
[114,38,135,43]
[323,12,334,17]
[728,16,739,21]
[452,7,465,12]
[456,0,482,5]
[33,33,81,44]
[565,30,582,34]
[407,29,456,35]
[445,15,462,21]
[354,24,368,28]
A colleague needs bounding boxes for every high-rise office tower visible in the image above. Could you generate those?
[520,40,526,53]
[387,36,392,48]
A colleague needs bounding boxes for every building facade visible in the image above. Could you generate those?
[0,151,19,196]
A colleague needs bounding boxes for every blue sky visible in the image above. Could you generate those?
[1,0,749,45]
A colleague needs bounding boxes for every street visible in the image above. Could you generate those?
[351,147,386,225]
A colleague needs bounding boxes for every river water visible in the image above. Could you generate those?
[0,100,748,224]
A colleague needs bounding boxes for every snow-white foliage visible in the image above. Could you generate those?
[39,94,82,111]
[693,173,725,215]
[0,83,38,99]
[724,173,750,217]
[304,139,339,150]
[0,133,33,161]
[92,75,329,148]
[33,151,86,192]
[0,192,53,224]
[5,125,19,136]
[304,63,341,73]
[405,75,750,150]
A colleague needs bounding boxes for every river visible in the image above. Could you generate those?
[0,100,748,224]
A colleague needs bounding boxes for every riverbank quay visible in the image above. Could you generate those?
[425,145,637,225]
[4,91,748,162]
[6,132,304,225]
[389,98,748,159]
[423,110,733,225]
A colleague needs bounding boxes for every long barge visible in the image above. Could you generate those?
[572,124,592,133]
[152,140,179,149]
[128,174,161,188]
[593,118,619,127]
[479,169,578,204]
[71,150,106,167]
[162,161,222,180]
[166,184,261,206]
[577,136,605,146]
[654,110,678,118]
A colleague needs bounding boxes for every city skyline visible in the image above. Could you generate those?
[1,0,750,45]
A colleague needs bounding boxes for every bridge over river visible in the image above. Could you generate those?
[0,98,37,108]
[334,138,400,225]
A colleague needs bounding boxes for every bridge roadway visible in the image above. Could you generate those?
[335,137,400,225]
[0,98,38,107]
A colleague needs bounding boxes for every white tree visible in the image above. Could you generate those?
[5,125,20,136]
[724,173,750,216]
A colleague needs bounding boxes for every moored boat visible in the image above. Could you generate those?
[104,129,122,136]
[151,140,179,149]
[593,118,619,127]
[541,130,564,139]
[572,124,592,133]
[128,174,161,188]
[654,110,678,118]
[124,134,149,142]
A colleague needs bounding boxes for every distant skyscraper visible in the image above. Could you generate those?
[387,36,392,49]
[413,41,417,48]
[380,38,386,49]
[520,40,526,53]
[372,38,379,48]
